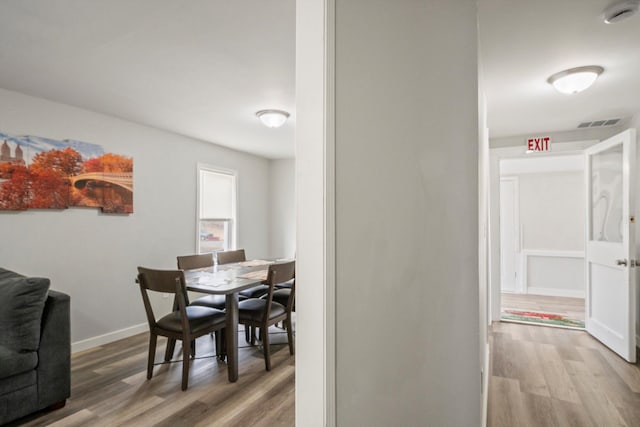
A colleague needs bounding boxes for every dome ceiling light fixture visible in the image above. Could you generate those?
[256,109,290,128]
[603,0,639,24]
[547,66,604,94]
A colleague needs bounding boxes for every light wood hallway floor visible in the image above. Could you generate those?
[488,321,640,427]
[8,327,295,427]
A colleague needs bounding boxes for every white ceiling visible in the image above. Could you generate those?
[0,1,638,158]
[479,0,640,138]
[0,0,295,159]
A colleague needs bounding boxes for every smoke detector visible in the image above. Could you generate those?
[603,0,639,23]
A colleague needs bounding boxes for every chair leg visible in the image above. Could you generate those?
[262,325,271,371]
[182,339,190,391]
[191,340,196,358]
[244,326,251,344]
[165,338,176,361]
[251,326,257,345]
[286,316,295,355]
[214,331,223,359]
[220,329,227,359]
[147,333,157,380]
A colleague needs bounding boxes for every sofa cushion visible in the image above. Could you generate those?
[0,271,50,352]
[0,372,38,425]
[0,345,38,380]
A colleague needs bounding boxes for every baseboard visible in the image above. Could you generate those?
[526,287,584,299]
[481,343,490,427]
[72,322,148,353]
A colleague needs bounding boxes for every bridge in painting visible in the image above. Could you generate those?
[69,172,133,192]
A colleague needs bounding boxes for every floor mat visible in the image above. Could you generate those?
[501,308,585,329]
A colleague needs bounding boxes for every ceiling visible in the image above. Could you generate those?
[479,0,640,138]
[0,1,638,158]
[0,1,295,159]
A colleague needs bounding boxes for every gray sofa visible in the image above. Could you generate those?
[0,268,70,425]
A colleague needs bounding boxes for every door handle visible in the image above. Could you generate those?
[616,259,628,266]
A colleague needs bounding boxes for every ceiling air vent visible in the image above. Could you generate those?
[577,118,621,128]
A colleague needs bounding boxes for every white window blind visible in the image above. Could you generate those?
[200,170,235,219]
[197,167,237,254]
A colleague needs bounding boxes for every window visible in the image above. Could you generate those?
[197,166,237,254]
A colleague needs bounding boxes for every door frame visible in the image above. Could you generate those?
[488,140,599,321]
[499,176,522,293]
[296,0,337,424]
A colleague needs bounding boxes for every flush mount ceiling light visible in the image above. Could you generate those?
[256,109,290,128]
[547,66,604,94]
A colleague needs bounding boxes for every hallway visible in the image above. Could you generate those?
[488,322,640,426]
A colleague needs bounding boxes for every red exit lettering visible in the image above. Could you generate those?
[527,137,551,152]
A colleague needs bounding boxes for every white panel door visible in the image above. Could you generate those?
[500,178,519,293]
[585,129,636,362]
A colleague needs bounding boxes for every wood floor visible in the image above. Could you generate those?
[502,293,585,322]
[12,315,639,426]
[488,321,640,427]
[8,327,295,427]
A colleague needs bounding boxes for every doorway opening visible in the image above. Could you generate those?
[498,154,586,329]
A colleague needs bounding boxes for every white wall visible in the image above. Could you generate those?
[517,171,584,250]
[0,88,270,347]
[269,158,296,258]
[334,0,480,425]
[501,160,585,298]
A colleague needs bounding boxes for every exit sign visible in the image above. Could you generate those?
[526,136,551,152]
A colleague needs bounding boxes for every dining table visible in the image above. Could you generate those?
[183,258,283,382]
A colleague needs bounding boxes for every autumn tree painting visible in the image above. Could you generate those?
[73,152,133,213]
[0,163,30,210]
[0,134,133,214]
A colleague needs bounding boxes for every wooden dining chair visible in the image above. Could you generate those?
[177,253,213,270]
[136,267,226,391]
[271,287,295,314]
[216,249,269,343]
[177,253,226,310]
[217,249,270,300]
[176,253,227,359]
[262,277,295,328]
[216,249,246,265]
[238,261,295,371]
[273,277,295,309]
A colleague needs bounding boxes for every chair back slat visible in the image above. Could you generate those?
[217,249,246,265]
[177,253,214,270]
[267,261,295,287]
[137,267,185,293]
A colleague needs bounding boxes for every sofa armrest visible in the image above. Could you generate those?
[37,290,71,408]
